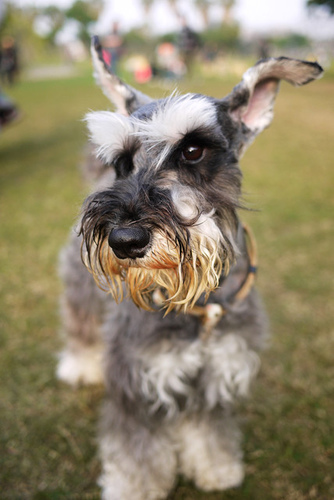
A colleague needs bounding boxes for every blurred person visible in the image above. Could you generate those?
[0,36,19,86]
[258,38,270,59]
[102,22,123,74]
[124,54,152,83]
[177,17,200,75]
[155,42,186,79]
[133,55,152,84]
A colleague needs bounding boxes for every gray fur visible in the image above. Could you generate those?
[57,44,323,499]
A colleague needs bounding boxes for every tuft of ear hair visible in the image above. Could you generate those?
[91,35,152,116]
[225,57,323,147]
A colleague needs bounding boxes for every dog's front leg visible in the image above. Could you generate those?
[57,230,108,385]
[98,399,178,500]
[177,413,244,492]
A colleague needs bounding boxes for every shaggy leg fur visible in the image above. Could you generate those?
[99,405,244,498]
[98,401,178,500]
[57,231,108,385]
[177,415,244,491]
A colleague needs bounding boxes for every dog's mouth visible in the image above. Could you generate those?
[82,216,235,312]
[110,232,181,271]
[83,230,227,313]
[107,224,193,272]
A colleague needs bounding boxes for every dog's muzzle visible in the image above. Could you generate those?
[108,226,151,259]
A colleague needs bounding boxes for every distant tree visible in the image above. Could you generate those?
[0,1,6,25]
[142,0,155,32]
[194,0,236,27]
[0,2,13,36]
[307,0,334,14]
[142,0,155,16]
[41,6,65,45]
[65,0,103,44]
[195,0,211,28]
[0,4,38,44]
[219,0,235,25]
[0,3,51,64]
[271,33,310,50]
[167,0,180,16]
[201,22,240,50]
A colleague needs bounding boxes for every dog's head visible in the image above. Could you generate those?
[81,36,322,312]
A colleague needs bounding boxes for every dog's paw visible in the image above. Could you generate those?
[99,464,169,500]
[56,345,103,386]
[194,460,244,492]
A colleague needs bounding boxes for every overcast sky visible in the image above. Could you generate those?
[9,0,334,39]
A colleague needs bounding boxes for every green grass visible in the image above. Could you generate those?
[1,67,333,500]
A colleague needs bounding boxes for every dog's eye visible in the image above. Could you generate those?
[182,145,204,163]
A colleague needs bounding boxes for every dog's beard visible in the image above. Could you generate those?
[83,224,234,313]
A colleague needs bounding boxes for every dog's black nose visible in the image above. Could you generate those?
[108,226,150,259]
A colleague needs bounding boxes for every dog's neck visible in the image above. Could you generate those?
[195,221,257,308]
[152,220,257,326]
[182,222,257,339]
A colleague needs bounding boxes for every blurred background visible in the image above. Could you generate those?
[1,0,334,84]
[1,1,333,499]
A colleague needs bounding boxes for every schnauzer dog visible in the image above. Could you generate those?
[57,36,323,500]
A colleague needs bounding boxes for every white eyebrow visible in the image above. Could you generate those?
[85,95,218,168]
[132,94,217,168]
[133,93,217,144]
[85,111,137,163]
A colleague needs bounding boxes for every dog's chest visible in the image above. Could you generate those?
[139,333,260,416]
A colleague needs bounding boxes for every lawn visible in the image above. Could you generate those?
[0,63,333,500]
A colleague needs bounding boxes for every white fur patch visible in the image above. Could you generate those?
[56,344,104,386]
[140,340,203,417]
[99,432,177,500]
[171,184,200,220]
[178,418,244,491]
[140,333,259,417]
[204,333,260,408]
[85,111,136,163]
[139,93,217,139]
[171,184,237,259]
[99,461,169,500]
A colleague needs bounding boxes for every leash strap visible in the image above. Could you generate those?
[234,223,258,301]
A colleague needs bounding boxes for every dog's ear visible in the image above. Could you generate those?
[224,57,323,151]
[91,36,152,116]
